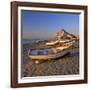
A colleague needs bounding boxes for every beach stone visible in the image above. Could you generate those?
[22,44,79,77]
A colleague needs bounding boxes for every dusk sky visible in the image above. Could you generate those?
[21,10,79,39]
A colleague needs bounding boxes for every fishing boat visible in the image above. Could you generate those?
[28,47,70,64]
[54,42,73,50]
[28,29,77,64]
[46,41,58,45]
[28,41,74,64]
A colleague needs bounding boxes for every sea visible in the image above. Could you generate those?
[23,38,51,44]
[23,39,36,44]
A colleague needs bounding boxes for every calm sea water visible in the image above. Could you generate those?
[23,39,36,44]
[23,38,51,44]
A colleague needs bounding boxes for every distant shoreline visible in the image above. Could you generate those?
[23,38,51,44]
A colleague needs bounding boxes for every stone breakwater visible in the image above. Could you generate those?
[22,43,79,77]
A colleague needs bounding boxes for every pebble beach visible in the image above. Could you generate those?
[22,43,79,77]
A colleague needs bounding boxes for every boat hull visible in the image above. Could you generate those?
[28,50,69,60]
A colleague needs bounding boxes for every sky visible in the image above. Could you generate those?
[21,10,79,39]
